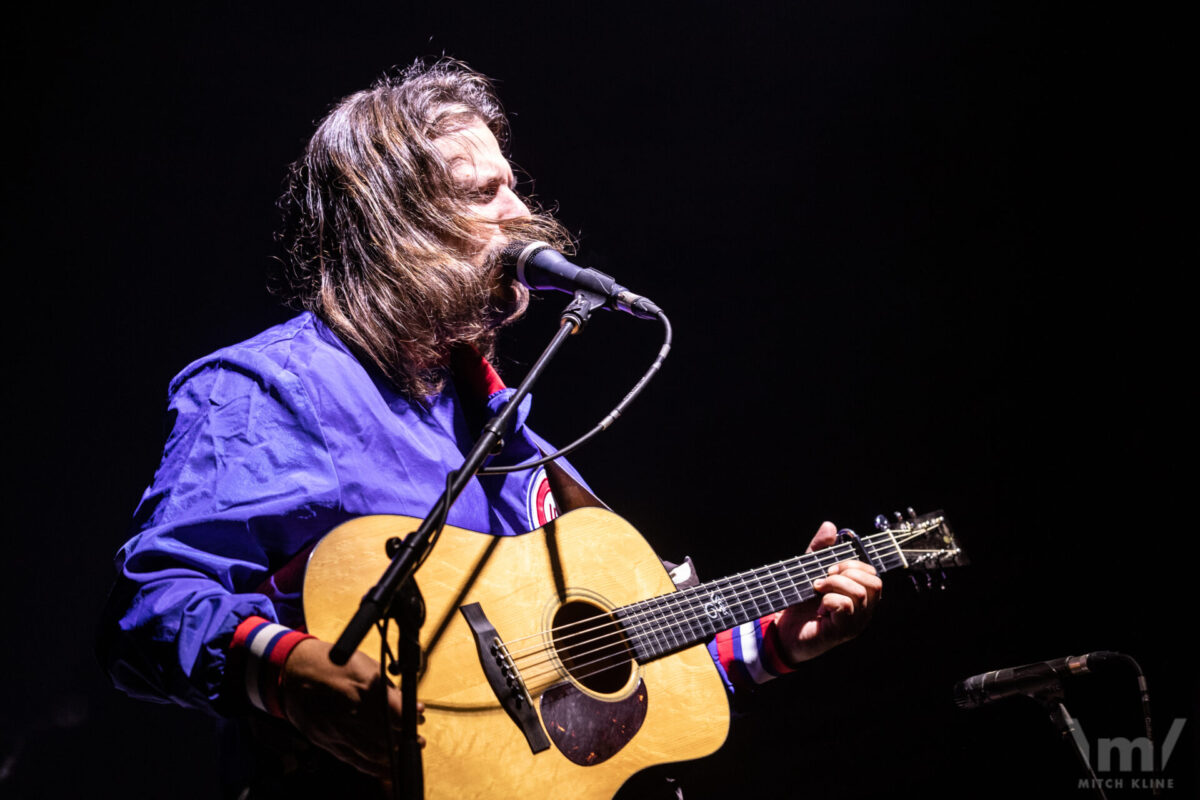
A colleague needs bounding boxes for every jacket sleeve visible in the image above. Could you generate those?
[97,357,344,717]
[707,614,796,692]
[664,559,794,693]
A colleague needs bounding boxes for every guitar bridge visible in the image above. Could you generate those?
[459,602,551,754]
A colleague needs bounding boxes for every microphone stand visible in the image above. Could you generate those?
[329,289,608,800]
[1035,687,1108,800]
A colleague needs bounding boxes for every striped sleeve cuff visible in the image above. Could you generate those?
[710,613,795,690]
[230,616,315,718]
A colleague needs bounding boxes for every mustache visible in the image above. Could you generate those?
[476,240,529,327]
[481,243,508,282]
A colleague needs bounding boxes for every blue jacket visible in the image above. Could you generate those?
[99,311,781,723]
[100,312,589,714]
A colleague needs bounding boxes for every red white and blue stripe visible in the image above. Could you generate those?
[708,612,795,691]
[230,616,314,718]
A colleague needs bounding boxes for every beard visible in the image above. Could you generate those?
[337,218,565,398]
[418,242,530,375]
[480,243,531,327]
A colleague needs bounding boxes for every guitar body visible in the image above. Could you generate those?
[302,507,730,800]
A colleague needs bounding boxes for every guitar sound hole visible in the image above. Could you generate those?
[551,600,633,695]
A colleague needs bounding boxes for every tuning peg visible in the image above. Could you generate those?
[874,514,889,531]
[910,574,923,593]
[906,507,917,520]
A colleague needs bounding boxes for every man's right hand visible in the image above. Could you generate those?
[279,638,424,778]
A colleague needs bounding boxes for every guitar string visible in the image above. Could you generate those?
[432,525,935,698]
[513,527,945,690]
[503,532,903,662]
[512,542,894,688]
[508,564,830,692]
[514,544,898,695]
[503,535,897,677]
[514,533,947,694]
[507,524,949,692]
[502,540,865,664]
[507,539,905,688]
[511,540,876,665]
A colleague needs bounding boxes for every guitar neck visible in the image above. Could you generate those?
[614,530,907,663]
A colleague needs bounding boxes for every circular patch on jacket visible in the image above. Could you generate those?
[527,466,559,527]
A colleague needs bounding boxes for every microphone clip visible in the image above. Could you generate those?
[561,289,610,333]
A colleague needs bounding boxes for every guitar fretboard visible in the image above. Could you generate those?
[613,531,906,663]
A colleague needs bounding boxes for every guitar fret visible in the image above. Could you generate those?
[687,595,708,644]
[695,587,722,640]
[657,598,686,659]
[734,572,763,622]
[712,577,742,629]
[635,605,660,660]
[615,529,923,664]
[755,558,796,612]
[779,561,807,606]
[620,605,656,661]
[614,609,638,659]
[648,599,671,655]
[738,572,759,620]
[867,534,904,573]
[652,597,681,662]
[638,599,667,657]
[653,596,681,652]
[763,563,787,609]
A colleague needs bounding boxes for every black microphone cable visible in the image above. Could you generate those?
[477,307,672,475]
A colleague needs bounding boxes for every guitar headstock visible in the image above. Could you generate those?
[874,508,967,590]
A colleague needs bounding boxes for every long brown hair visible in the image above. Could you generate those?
[273,58,572,397]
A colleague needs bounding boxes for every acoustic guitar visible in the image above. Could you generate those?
[302,506,963,799]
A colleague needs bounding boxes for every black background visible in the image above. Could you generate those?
[6,3,1195,798]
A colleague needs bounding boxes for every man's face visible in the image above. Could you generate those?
[433,119,530,268]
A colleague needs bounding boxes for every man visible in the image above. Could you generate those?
[99,59,882,797]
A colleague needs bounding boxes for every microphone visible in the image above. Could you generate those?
[501,241,662,319]
[953,651,1121,709]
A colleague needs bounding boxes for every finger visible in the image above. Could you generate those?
[384,697,426,718]
[827,560,877,576]
[805,521,839,553]
[385,684,406,720]
[826,566,884,597]
[817,592,856,620]
[387,703,427,730]
[813,574,870,607]
[347,649,384,675]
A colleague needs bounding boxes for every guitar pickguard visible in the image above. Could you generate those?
[541,678,648,766]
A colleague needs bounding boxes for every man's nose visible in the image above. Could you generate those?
[495,185,530,221]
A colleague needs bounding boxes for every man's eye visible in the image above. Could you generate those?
[466,183,501,202]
